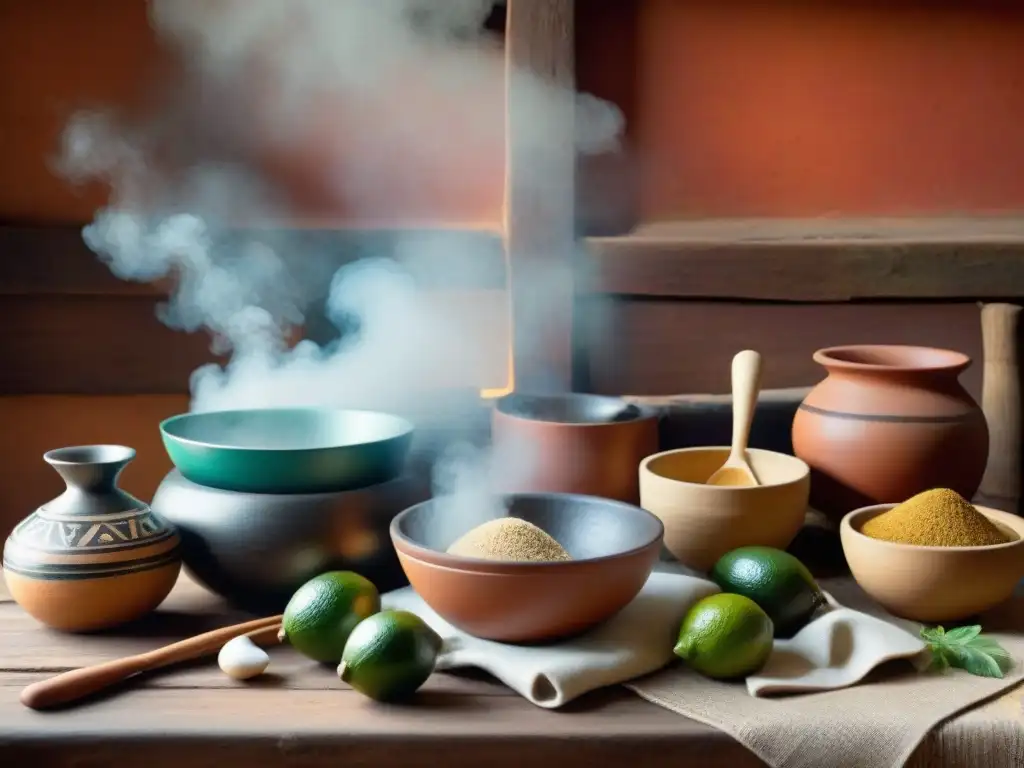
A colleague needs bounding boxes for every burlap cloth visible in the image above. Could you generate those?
[626,576,1024,768]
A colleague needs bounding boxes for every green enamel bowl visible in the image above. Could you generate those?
[159,408,415,494]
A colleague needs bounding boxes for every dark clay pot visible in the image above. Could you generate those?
[151,470,425,613]
[791,345,989,519]
[490,393,660,505]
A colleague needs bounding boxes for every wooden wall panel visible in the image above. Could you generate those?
[579,300,985,399]
[0,296,216,394]
[0,290,511,395]
[0,395,188,540]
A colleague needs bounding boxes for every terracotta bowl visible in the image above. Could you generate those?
[840,504,1024,623]
[389,493,664,642]
[490,393,660,504]
[639,447,810,572]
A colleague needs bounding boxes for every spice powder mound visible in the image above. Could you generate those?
[861,488,1012,547]
[447,517,573,562]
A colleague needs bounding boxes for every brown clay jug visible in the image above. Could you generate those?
[791,345,989,519]
[2,445,182,632]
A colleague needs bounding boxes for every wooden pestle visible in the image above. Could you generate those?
[979,303,1024,513]
[20,614,283,710]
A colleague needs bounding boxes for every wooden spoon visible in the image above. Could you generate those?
[20,614,283,710]
[705,349,763,487]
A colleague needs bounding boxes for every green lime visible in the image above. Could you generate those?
[710,546,824,638]
[674,593,774,679]
[338,610,443,702]
[281,571,381,663]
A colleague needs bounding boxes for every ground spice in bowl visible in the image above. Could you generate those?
[446,518,573,562]
[861,488,1013,547]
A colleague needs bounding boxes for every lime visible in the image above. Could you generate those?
[710,546,824,638]
[280,571,381,663]
[338,610,443,702]
[674,593,774,679]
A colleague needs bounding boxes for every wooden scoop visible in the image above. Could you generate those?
[20,614,283,710]
[705,349,763,487]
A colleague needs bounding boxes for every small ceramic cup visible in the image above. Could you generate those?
[639,447,810,572]
[840,503,1024,623]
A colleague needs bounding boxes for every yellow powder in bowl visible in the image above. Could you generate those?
[446,517,573,562]
[861,488,1012,547]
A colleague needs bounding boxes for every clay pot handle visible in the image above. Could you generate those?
[979,303,1024,510]
[20,615,282,710]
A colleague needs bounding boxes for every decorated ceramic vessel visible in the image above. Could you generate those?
[2,445,181,632]
[792,345,989,520]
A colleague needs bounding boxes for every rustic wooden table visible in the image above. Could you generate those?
[1,570,1022,768]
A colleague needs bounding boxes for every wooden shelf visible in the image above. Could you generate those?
[582,217,1024,301]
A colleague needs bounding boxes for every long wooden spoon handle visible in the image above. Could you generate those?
[729,349,763,460]
[20,614,282,710]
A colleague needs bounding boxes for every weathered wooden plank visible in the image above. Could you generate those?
[584,218,1024,301]
[0,296,217,394]
[504,0,576,392]
[578,299,985,397]
[0,688,757,768]
[0,286,510,396]
[0,225,508,295]
[0,571,757,768]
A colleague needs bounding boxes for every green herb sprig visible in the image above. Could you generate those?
[920,625,1013,679]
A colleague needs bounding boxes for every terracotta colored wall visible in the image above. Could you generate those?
[0,0,505,226]
[580,0,1024,221]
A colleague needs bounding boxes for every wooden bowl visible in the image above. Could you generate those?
[840,504,1024,622]
[639,447,810,572]
[389,493,664,642]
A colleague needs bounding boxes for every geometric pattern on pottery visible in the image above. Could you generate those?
[2,507,181,581]
[7,507,176,553]
[2,550,181,581]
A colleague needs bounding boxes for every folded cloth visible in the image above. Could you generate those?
[627,576,1024,768]
[745,602,927,697]
[382,569,719,708]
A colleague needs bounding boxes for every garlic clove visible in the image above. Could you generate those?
[218,634,271,681]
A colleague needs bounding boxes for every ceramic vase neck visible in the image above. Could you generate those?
[42,445,143,516]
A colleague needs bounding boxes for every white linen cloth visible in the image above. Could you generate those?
[382,568,719,708]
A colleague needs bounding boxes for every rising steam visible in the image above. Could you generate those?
[57,0,623,501]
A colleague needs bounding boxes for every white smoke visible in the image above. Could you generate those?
[58,0,624,503]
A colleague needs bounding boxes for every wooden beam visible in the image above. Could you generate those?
[583,217,1024,301]
[504,0,576,392]
[0,224,507,295]
[577,299,985,398]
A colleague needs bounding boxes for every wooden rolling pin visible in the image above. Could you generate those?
[978,303,1024,514]
[21,614,282,710]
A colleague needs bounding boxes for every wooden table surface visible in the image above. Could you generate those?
[2,571,1023,768]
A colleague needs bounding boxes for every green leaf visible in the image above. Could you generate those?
[944,625,982,644]
[919,624,1014,678]
[966,638,1014,668]
[952,646,1004,679]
